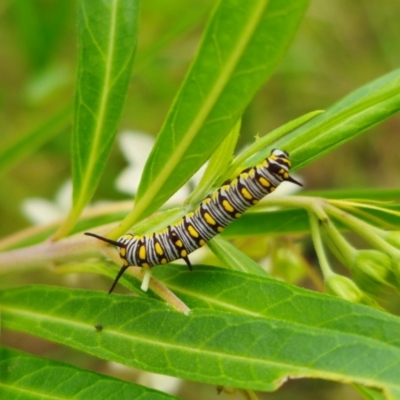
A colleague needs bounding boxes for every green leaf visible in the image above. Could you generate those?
[222,208,309,236]
[277,68,400,171]
[207,235,269,277]
[2,284,400,397]
[222,188,400,237]
[55,0,139,238]
[154,265,389,330]
[186,119,241,207]
[355,384,387,400]
[124,0,309,232]
[0,346,179,400]
[0,104,72,177]
[226,109,323,178]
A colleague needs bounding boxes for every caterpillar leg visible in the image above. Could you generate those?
[108,263,130,294]
[183,256,193,271]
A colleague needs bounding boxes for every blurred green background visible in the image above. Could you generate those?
[1,0,400,237]
[1,1,400,399]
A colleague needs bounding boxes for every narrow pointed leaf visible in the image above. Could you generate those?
[0,346,179,399]
[56,0,139,238]
[130,0,310,226]
[277,68,400,171]
[1,285,400,397]
[207,235,269,276]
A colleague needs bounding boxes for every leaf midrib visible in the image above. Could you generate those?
[76,0,118,210]
[2,304,400,389]
[133,0,270,220]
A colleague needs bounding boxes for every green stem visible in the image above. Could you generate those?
[326,204,400,259]
[320,209,358,267]
[308,211,333,280]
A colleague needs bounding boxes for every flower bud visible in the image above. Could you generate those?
[352,250,392,286]
[325,274,364,303]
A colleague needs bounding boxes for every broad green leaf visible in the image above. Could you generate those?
[122,0,310,233]
[0,105,72,177]
[274,68,400,171]
[207,235,269,277]
[0,346,179,400]
[2,285,400,397]
[223,207,309,237]
[154,265,396,335]
[55,0,139,239]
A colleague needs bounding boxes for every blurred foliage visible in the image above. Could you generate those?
[1,1,400,399]
[1,0,400,236]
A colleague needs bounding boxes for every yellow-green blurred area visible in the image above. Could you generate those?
[1,0,400,237]
[0,2,399,398]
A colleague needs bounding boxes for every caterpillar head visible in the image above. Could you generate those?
[269,149,302,186]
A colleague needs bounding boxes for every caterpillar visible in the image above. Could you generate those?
[85,149,301,293]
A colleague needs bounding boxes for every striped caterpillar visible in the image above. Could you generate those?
[86,149,301,293]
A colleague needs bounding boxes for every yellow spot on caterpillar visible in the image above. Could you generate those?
[155,242,164,255]
[279,168,284,174]
[248,169,256,178]
[186,212,194,219]
[270,155,277,161]
[161,258,167,264]
[199,239,206,246]
[212,191,219,200]
[262,160,268,167]
[222,200,234,212]
[188,225,199,238]
[252,199,259,205]
[175,240,183,247]
[217,226,223,233]
[139,245,146,260]
[204,212,216,225]
[259,177,270,187]
[181,250,188,257]
[221,185,230,191]
[142,262,150,268]
[283,172,289,179]
[241,187,253,200]
[120,247,126,257]
[240,172,249,180]
[235,213,242,218]
[203,198,211,205]
[270,187,276,192]
[230,178,238,187]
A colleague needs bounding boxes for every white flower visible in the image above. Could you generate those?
[116,130,205,205]
[21,180,72,225]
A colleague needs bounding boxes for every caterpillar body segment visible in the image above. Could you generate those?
[85,149,301,293]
